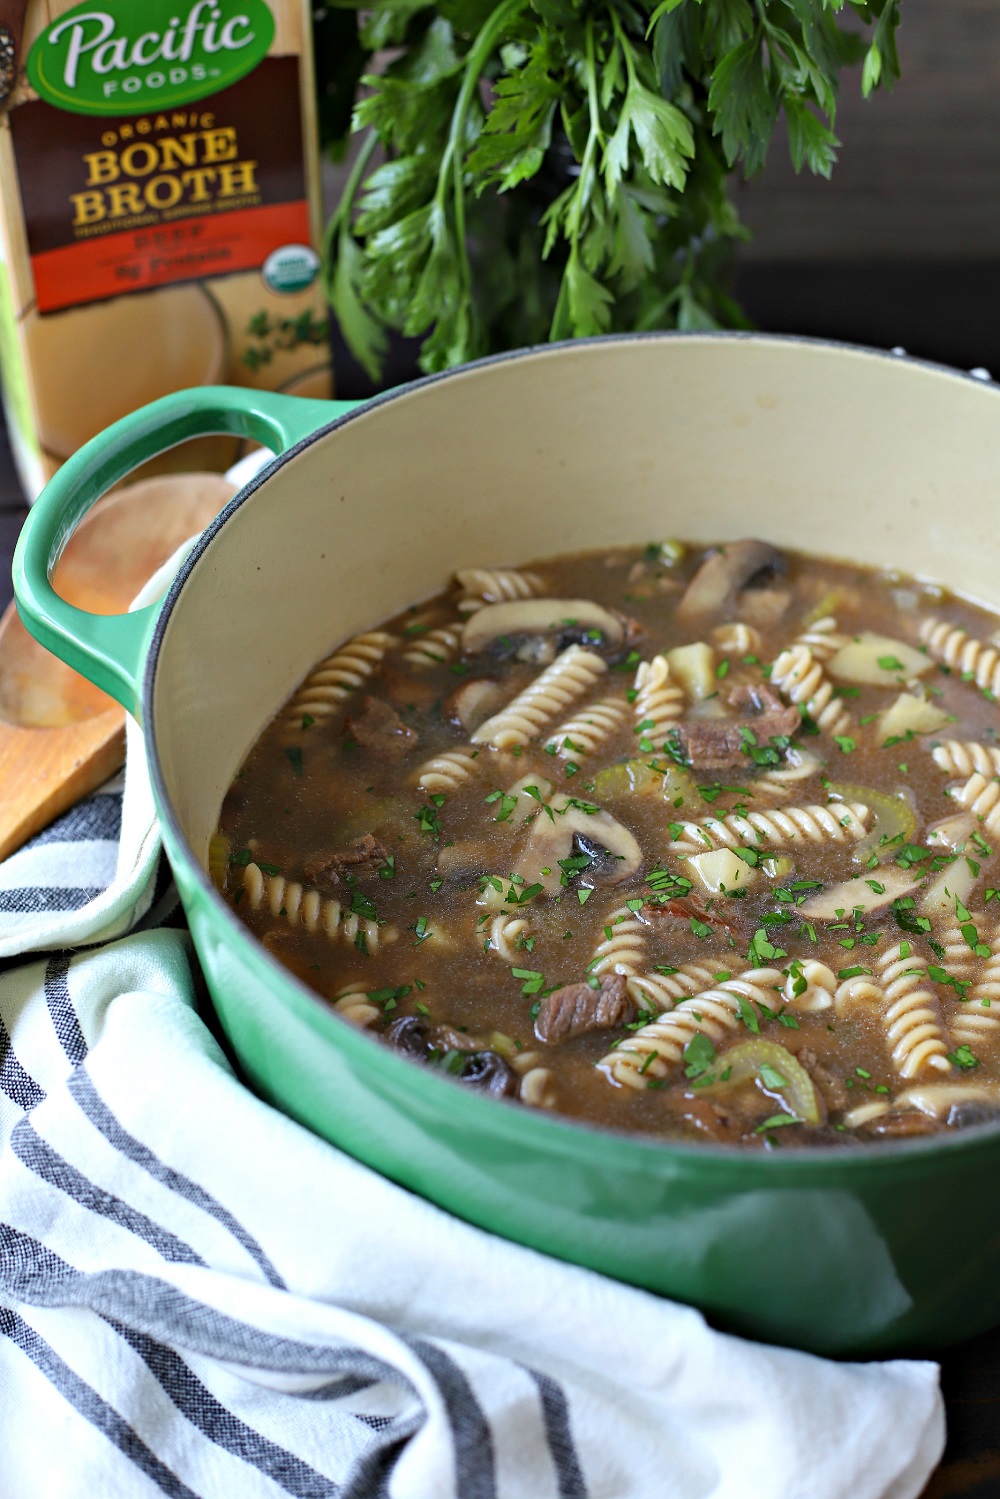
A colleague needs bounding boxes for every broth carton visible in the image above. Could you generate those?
[0,0,330,497]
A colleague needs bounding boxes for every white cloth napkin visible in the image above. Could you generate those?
[0,931,944,1499]
[0,480,946,1497]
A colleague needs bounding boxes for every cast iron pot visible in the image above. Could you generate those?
[15,333,1000,1357]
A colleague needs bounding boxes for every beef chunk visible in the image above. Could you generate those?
[345,695,419,760]
[675,683,801,770]
[534,974,634,1044]
[304,832,388,891]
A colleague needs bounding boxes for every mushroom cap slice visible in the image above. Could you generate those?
[461,598,625,654]
[798,867,919,921]
[677,540,787,619]
[514,793,642,896]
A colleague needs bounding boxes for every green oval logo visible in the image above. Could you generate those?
[27,0,275,116]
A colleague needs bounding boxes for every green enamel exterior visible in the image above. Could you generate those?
[13,385,355,719]
[15,344,1000,1355]
[27,0,275,116]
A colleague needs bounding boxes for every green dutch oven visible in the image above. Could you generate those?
[14,333,1000,1357]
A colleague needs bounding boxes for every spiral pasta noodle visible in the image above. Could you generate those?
[627,961,738,1016]
[402,623,462,667]
[834,974,883,1013]
[598,969,786,1088]
[932,740,1000,779]
[486,915,532,963]
[416,748,482,793]
[792,615,849,661]
[471,646,607,750]
[546,696,628,758]
[711,622,761,657]
[920,617,1000,697]
[752,749,822,800]
[242,863,397,953]
[952,924,1000,1050]
[668,801,870,856]
[281,631,396,728]
[455,567,545,615]
[949,772,1000,836]
[632,655,684,742]
[769,643,851,738]
[588,904,647,978]
[877,942,951,1079]
[785,960,837,1011]
[331,982,380,1028]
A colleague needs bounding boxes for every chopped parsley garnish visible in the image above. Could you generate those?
[283,746,303,777]
[947,1045,980,1070]
[682,1032,716,1078]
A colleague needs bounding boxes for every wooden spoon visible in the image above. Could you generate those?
[0,471,236,861]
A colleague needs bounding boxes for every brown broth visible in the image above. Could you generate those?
[214,540,1000,1148]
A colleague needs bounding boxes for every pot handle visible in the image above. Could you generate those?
[12,385,362,720]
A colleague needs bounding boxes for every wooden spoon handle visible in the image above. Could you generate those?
[0,0,29,104]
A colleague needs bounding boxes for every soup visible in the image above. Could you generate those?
[212,538,1000,1147]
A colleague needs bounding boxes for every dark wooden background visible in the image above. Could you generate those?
[3,1,1000,1489]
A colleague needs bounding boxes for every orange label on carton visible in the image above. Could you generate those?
[30,200,311,312]
[11,57,308,313]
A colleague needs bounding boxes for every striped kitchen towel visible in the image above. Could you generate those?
[0,928,944,1499]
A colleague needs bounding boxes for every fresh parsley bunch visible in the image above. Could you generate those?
[320,0,901,380]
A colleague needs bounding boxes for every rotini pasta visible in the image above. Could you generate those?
[455,567,545,614]
[416,748,482,793]
[752,748,822,799]
[402,622,462,667]
[952,925,1000,1049]
[792,615,849,661]
[877,942,952,1079]
[486,915,532,963]
[948,772,1000,836]
[281,631,396,729]
[770,643,851,738]
[546,696,629,758]
[242,863,398,953]
[667,802,870,856]
[471,645,607,749]
[632,655,684,742]
[711,622,761,656]
[920,616,1000,698]
[598,969,786,1088]
[332,983,381,1028]
[932,740,1000,779]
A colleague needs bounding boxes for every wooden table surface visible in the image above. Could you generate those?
[1,433,998,1498]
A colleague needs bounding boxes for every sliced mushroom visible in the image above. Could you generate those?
[894,1082,999,1119]
[461,598,625,655]
[677,540,787,619]
[514,793,641,896]
[443,677,509,733]
[798,867,919,921]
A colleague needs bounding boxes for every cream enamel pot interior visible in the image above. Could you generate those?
[15,333,1000,1357]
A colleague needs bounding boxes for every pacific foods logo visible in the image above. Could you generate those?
[27,0,275,115]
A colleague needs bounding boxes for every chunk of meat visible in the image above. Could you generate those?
[534,975,635,1044]
[675,683,801,770]
[304,832,388,891]
[345,696,419,760]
